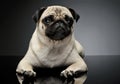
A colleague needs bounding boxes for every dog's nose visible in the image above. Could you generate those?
[57,21,64,27]
[55,20,65,28]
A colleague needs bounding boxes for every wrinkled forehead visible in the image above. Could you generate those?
[40,6,73,19]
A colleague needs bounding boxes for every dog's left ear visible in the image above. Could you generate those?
[68,8,80,22]
[32,7,47,23]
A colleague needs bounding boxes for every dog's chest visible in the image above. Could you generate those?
[37,46,71,68]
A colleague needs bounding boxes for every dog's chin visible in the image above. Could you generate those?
[48,35,68,41]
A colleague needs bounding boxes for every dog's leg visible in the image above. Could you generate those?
[75,40,85,58]
[16,59,36,84]
[60,55,87,78]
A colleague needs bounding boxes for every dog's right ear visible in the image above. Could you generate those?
[32,7,46,23]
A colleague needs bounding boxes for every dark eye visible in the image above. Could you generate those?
[65,15,73,24]
[45,18,52,23]
[66,19,72,24]
[65,15,73,27]
[43,15,54,24]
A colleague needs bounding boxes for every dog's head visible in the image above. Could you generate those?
[32,5,80,40]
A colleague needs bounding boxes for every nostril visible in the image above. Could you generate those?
[59,22,64,27]
[55,23,65,28]
[56,20,65,26]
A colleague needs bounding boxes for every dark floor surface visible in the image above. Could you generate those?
[0,56,120,84]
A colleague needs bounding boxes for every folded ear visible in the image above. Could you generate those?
[32,7,47,23]
[68,8,80,22]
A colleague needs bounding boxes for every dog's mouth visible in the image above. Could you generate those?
[45,27,71,40]
[45,20,71,40]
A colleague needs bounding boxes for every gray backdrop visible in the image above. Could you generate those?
[0,0,120,56]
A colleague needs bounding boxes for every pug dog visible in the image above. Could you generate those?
[16,5,88,84]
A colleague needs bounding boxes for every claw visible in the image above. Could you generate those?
[60,70,74,78]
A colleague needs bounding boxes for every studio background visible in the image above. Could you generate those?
[0,0,120,56]
[1,1,120,84]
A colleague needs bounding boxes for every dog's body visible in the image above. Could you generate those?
[16,5,87,84]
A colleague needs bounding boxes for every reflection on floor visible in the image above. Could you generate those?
[34,74,87,84]
[0,56,120,84]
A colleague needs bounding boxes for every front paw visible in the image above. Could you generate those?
[16,69,36,80]
[60,69,87,78]
[16,69,36,77]
[60,69,74,78]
